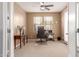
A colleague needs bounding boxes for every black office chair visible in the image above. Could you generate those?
[37,26,47,43]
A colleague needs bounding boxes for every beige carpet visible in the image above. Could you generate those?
[14,40,68,57]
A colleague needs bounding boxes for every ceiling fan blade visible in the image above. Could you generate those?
[45,5,54,7]
[45,7,50,10]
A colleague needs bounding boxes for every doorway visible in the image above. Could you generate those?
[5,3,76,57]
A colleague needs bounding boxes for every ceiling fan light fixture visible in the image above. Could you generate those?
[40,2,53,11]
[40,7,45,10]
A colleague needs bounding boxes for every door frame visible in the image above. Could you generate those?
[3,2,14,57]
[76,2,79,56]
[4,2,77,57]
[3,2,8,57]
[68,2,76,57]
[9,2,14,57]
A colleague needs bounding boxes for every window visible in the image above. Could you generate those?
[34,17,42,24]
[44,16,53,30]
[34,16,42,33]
[33,16,53,33]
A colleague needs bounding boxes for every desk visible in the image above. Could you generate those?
[14,35,28,49]
[14,35,21,49]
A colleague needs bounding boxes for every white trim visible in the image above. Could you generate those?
[9,2,14,57]
[76,3,79,48]
[68,2,76,57]
[3,2,8,57]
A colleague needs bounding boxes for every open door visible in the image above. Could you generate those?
[64,9,69,44]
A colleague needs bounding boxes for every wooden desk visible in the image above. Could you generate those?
[14,35,28,49]
[14,35,22,49]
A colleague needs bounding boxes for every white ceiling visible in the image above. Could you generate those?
[17,2,68,12]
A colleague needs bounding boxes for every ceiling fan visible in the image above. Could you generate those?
[40,2,54,11]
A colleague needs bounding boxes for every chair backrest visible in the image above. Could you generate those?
[37,26,45,38]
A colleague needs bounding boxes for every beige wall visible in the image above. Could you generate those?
[13,3,67,41]
[14,3,27,35]
[61,6,68,40]
[14,3,27,45]
[27,12,61,40]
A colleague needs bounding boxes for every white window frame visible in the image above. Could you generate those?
[44,16,53,30]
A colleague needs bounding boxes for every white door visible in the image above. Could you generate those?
[64,11,69,43]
